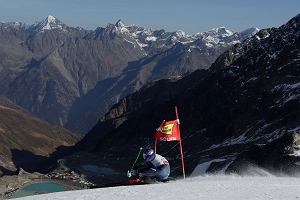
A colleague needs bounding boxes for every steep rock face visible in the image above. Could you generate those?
[0,96,80,174]
[64,42,214,132]
[74,14,300,178]
[0,16,145,128]
[65,24,258,133]
[7,34,144,126]
[0,16,258,133]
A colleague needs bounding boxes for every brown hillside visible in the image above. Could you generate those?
[0,96,79,173]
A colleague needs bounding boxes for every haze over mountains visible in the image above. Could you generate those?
[0,15,259,133]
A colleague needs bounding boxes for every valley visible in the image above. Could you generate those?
[0,8,299,200]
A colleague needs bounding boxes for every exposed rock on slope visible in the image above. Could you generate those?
[65,24,258,133]
[0,16,258,133]
[74,14,300,179]
[0,16,145,130]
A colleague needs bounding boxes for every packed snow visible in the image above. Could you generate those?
[15,176,300,200]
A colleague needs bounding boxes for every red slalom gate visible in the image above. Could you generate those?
[154,106,186,179]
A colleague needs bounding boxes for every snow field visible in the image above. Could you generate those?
[15,176,300,200]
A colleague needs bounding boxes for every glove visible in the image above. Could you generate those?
[127,170,137,178]
[131,170,137,176]
[127,170,132,178]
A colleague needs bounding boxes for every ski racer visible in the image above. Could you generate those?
[132,148,170,181]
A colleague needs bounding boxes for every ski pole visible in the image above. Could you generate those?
[128,147,143,174]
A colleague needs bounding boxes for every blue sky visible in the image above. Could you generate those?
[0,0,299,33]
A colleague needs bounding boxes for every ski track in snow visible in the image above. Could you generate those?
[15,176,300,200]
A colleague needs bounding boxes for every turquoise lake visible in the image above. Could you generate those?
[13,182,67,198]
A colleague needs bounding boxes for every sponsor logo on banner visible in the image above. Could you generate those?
[159,137,177,141]
[161,124,174,135]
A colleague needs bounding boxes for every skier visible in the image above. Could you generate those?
[131,148,170,182]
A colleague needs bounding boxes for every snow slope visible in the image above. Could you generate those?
[15,176,300,200]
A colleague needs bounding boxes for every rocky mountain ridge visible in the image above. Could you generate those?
[0,16,258,133]
[112,19,259,55]
[71,14,300,182]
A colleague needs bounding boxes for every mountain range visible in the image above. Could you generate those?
[0,15,259,133]
[70,14,300,184]
[0,12,299,190]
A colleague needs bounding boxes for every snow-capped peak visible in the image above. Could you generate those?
[113,19,130,34]
[109,22,257,52]
[33,15,65,32]
[47,15,56,23]
[0,21,29,30]
[239,27,260,41]
[115,19,125,28]
[210,27,234,37]
[174,30,187,38]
